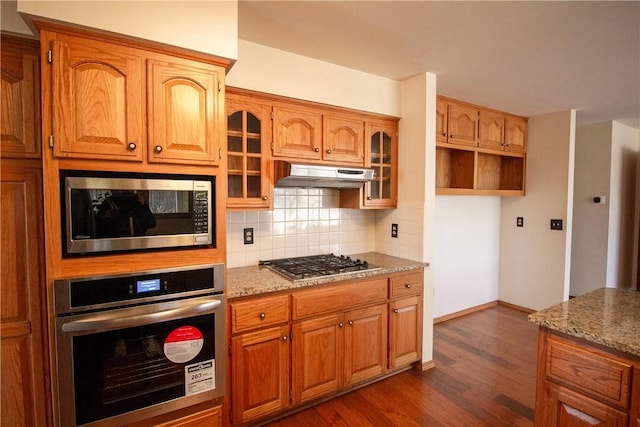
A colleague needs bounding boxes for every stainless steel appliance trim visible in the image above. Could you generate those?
[273,160,374,188]
[61,298,222,333]
[64,176,213,254]
[55,293,226,427]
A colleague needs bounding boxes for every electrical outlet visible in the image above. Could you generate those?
[517,217,524,227]
[243,227,254,244]
[550,219,563,231]
[391,223,398,238]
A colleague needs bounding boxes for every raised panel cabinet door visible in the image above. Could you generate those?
[539,382,628,427]
[363,120,397,208]
[478,110,505,151]
[272,105,322,160]
[292,313,344,404]
[49,35,144,161]
[148,59,223,165]
[505,115,528,153]
[232,325,290,424]
[153,406,222,427]
[435,98,448,143]
[323,114,364,164]
[389,297,423,369]
[344,304,387,386]
[1,164,50,427]
[447,102,479,147]
[1,35,41,159]
[226,96,273,209]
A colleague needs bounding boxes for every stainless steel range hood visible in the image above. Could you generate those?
[274,161,374,189]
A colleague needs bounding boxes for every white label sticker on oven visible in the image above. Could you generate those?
[164,326,204,363]
[185,359,215,396]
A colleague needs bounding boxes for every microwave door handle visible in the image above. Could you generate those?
[61,299,222,333]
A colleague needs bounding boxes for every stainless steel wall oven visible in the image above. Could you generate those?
[53,264,225,426]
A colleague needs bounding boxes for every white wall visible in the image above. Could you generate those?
[500,110,576,311]
[433,196,501,318]
[608,121,639,289]
[13,0,238,60]
[570,122,612,296]
[227,39,402,117]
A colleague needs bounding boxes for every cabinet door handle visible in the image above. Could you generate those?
[367,196,372,200]
[282,335,287,341]
[314,147,320,152]
[338,322,343,328]
[326,149,332,154]
[450,134,455,138]
[154,145,163,153]
[262,195,268,201]
[259,312,266,320]
[348,320,353,326]
[394,309,399,313]
[127,142,137,151]
[405,284,412,288]
[442,132,448,137]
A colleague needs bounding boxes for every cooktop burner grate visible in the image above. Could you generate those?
[259,254,378,281]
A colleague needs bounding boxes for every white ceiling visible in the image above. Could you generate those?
[238,1,640,129]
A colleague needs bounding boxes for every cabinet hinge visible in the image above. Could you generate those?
[47,50,52,64]
[271,142,274,150]
[270,111,274,120]
[218,81,221,92]
[218,148,222,159]
[48,135,54,148]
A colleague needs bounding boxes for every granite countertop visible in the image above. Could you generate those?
[528,287,640,357]
[226,252,428,299]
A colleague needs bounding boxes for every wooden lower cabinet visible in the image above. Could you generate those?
[231,325,290,425]
[535,329,640,427]
[153,406,223,427]
[229,270,423,425]
[0,161,51,426]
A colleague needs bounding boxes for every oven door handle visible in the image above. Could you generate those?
[61,299,222,333]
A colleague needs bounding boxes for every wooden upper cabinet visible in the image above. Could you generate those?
[435,98,449,143]
[49,34,144,161]
[322,113,364,164]
[272,104,322,160]
[447,102,479,147]
[147,59,223,165]
[478,110,505,151]
[364,120,397,208]
[226,94,273,209]
[1,35,41,159]
[505,115,527,153]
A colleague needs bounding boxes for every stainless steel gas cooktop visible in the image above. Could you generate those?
[259,254,379,281]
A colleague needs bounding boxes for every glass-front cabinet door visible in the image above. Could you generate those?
[226,94,272,210]
[364,120,397,208]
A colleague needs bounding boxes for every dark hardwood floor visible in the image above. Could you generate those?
[265,304,539,426]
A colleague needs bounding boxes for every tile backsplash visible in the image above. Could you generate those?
[226,188,376,268]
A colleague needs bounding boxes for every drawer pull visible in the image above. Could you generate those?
[348,320,353,326]
[405,284,411,288]
[338,322,343,328]
[282,335,287,341]
[394,309,399,313]
[259,312,266,320]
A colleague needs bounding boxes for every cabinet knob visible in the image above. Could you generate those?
[442,132,448,137]
[127,142,137,151]
[154,145,163,153]
[367,196,372,200]
[348,320,353,326]
[450,134,455,138]
[338,322,344,328]
[282,335,287,341]
[262,195,268,201]
[326,149,332,154]
[314,147,320,152]
[394,309,399,313]
[405,283,412,288]
[259,312,266,320]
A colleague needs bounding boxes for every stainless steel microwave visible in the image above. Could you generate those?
[61,171,214,256]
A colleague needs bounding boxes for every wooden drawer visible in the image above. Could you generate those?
[292,278,387,320]
[546,337,633,408]
[231,294,290,334]
[389,271,423,298]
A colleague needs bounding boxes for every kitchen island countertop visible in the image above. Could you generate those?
[226,252,428,299]
[528,287,640,357]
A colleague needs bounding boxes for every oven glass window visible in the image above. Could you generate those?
[71,314,216,425]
